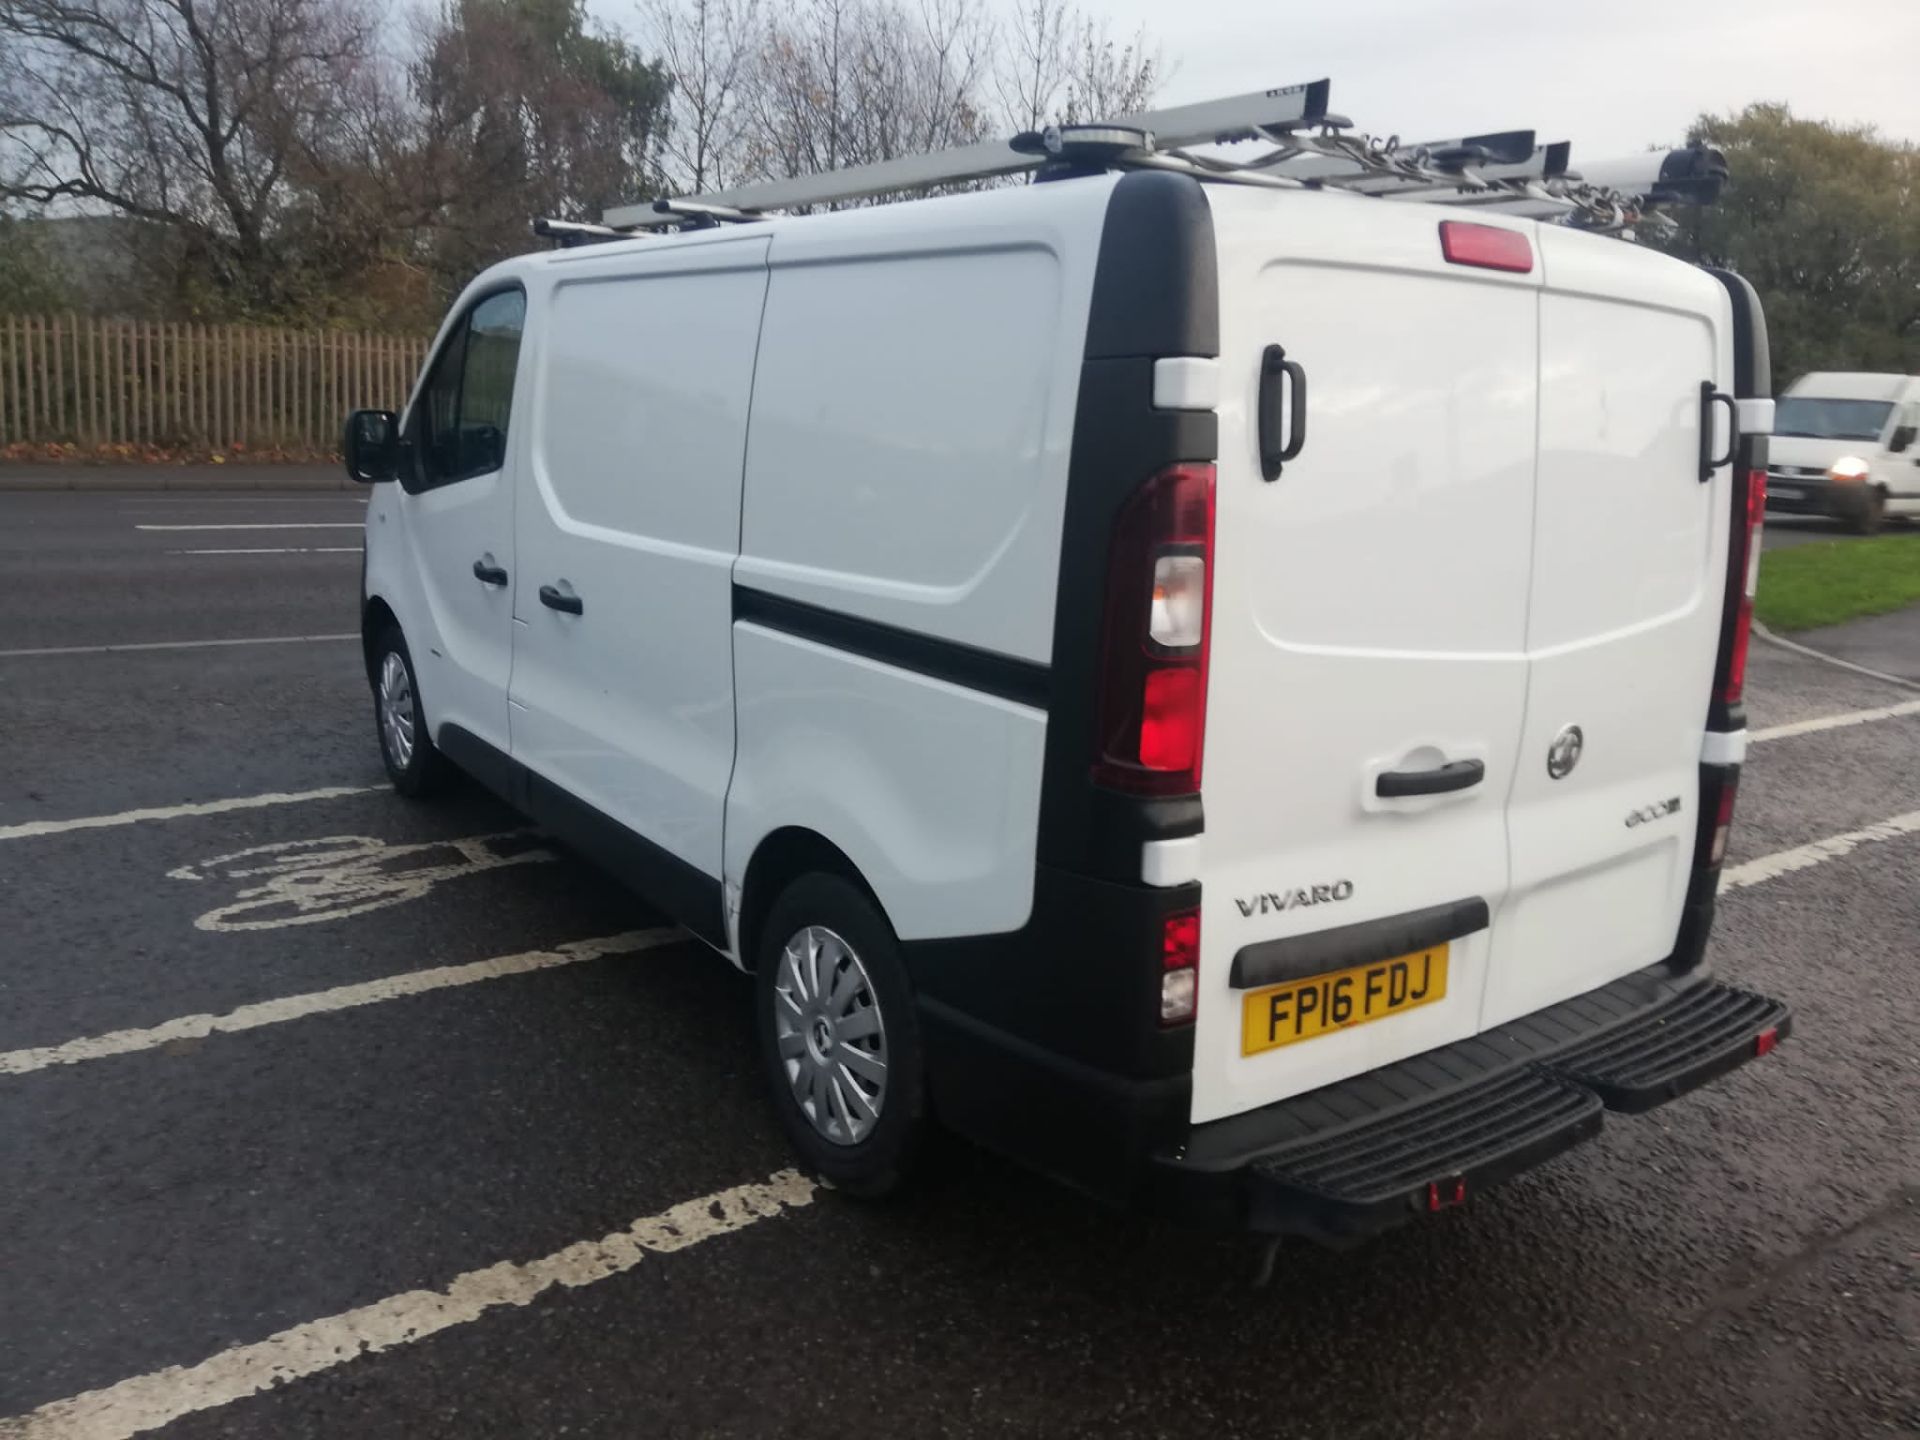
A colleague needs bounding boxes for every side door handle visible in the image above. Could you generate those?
[1259,343,1308,481]
[538,584,583,615]
[1376,759,1485,799]
[1699,382,1737,483]
[472,559,509,587]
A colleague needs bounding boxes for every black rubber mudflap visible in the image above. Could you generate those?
[1247,1068,1603,1242]
[1544,981,1792,1113]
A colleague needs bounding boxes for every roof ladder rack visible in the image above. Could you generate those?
[599,78,1724,241]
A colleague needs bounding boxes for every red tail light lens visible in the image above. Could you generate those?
[1092,463,1216,795]
[1708,770,1740,867]
[1722,469,1766,706]
[1160,908,1200,1026]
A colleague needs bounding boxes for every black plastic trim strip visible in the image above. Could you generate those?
[1705,269,1771,400]
[435,723,727,946]
[733,585,1050,711]
[1229,897,1491,990]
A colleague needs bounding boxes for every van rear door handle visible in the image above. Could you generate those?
[1376,759,1485,798]
[538,584,583,615]
[472,559,508,586]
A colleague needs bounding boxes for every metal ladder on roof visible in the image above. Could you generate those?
[566,77,1723,244]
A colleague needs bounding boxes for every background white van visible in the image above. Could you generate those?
[347,160,1790,1242]
[1767,371,1920,531]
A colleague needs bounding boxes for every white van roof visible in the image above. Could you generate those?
[1786,372,1915,401]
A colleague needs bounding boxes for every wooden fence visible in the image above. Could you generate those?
[0,314,430,452]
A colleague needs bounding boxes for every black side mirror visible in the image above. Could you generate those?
[344,409,401,483]
[1888,424,1916,455]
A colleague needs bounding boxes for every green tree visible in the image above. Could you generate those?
[414,0,672,295]
[1665,104,1920,389]
[0,213,71,311]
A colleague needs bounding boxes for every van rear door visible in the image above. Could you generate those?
[1192,190,1540,1125]
[1483,229,1735,1025]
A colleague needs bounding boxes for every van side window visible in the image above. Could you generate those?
[414,288,527,489]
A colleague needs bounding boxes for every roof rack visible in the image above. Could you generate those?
[593,79,1723,242]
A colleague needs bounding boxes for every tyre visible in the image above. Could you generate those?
[1844,487,1887,535]
[755,873,926,1197]
[369,625,450,797]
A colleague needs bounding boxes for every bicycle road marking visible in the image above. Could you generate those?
[168,831,556,931]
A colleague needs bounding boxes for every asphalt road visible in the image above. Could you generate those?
[2,490,1916,1440]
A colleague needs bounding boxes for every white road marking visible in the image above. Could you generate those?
[1720,809,1920,892]
[0,786,378,842]
[0,634,356,660]
[134,522,363,531]
[1749,699,1920,743]
[0,1167,817,1440]
[167,547,360,555]
[0,930,681,1077]
[170,832,556,931]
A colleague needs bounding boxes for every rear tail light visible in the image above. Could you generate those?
[1722,469,1766,706]
[1707,771,1739,868]
[1160,908,1200,1025]
[1092,463,1216,795]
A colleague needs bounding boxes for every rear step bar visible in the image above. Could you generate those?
[1551,982,1788,1112]
[1158,971,1790,1242]
[1249,1069,1603,1239]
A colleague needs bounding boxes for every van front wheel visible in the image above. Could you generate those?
[1844,486,1888,535]
[371,626,449,797]
[755,874,926,1197]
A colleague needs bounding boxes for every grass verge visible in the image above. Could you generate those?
[1756,532,1920,631]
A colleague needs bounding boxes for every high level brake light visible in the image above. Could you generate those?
[1092,463,1216,795]
[1439,221,1534,274]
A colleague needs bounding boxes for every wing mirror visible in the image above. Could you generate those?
[1888,424,1916,455]
[344,409,403,483]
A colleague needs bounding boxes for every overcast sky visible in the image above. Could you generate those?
[1091,0,1919,160]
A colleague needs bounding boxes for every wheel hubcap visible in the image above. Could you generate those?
[773,925,888,1146]
[377,651,415,770]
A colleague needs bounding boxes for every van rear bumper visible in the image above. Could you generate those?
[917,955,1789,1242]
[1145,965,1790,1241]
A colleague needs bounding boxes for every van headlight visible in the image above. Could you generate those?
[1829,456,1871,483]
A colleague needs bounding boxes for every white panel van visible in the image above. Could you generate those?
[347,159,1790,1242]
[1766,371,1920,532]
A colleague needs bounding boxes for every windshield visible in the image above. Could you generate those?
[1774,397,1894,442]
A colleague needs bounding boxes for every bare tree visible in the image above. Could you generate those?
[0,0,378,308]
[740,0,991,183]
[995,0,1159,133]
[646,0,761,193]
[994,0,1068,134]
[1059,14,1158,124]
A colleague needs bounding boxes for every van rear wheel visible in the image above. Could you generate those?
[755,874,926,1197]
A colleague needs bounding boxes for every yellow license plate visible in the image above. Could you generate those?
[1240,945,1449,1056]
